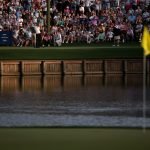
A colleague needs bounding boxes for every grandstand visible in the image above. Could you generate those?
[0,0,149,48]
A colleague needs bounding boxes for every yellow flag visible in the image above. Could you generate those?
[141,26,150,56]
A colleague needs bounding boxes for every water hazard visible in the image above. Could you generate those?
[0,74,150,127]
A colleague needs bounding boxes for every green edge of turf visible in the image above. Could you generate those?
[0,47,144,60]
[0,128,150,150]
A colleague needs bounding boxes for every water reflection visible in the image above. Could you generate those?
[0,75,150,127]
[1,74,148,93]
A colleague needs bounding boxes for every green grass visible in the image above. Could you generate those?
[0,128,150,150]
[0,42,144,60]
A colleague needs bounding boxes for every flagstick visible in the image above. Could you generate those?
[143,54,146,132]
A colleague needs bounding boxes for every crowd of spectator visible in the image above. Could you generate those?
[0,0,149,47]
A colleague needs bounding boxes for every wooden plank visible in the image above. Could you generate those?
[125,59,143,74]
[43,61,62,75]
[0,61,21,75]
[105,60,123,74]
[63,61,83,75]
[22,61,42,75]
[84,60,104,74]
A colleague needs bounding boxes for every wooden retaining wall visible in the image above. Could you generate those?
[63,61,83,75]
[0,59,149,76]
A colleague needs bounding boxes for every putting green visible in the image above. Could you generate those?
[0,128,150,150]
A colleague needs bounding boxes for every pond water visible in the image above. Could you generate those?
[0,74,150,127]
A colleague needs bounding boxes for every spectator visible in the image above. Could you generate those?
[0,0,149,47]
[106,28,113,41]
[126,24,134,41]
[54,29,62,46]
[42,31,51,47]
[35,23,41,47]
[113,24,121,46]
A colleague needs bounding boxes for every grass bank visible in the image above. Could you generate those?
[0,43,144,60]
[0,128,150,150]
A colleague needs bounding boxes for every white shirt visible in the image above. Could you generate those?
[35,26,41,34]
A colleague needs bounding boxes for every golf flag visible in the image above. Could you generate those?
[141,26,150,56]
